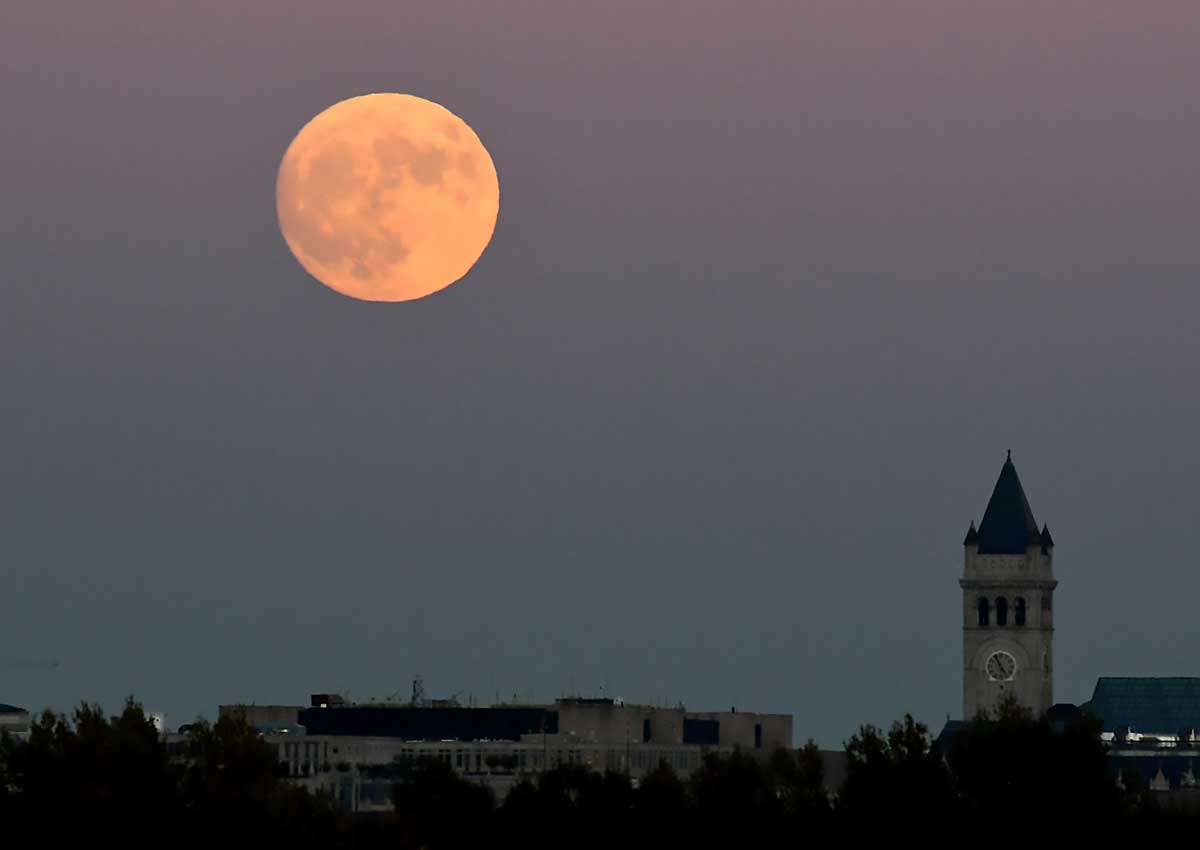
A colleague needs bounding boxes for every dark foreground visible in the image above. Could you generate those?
[0,697,1193,847]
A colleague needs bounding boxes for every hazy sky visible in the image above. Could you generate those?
[3,1,1198,745]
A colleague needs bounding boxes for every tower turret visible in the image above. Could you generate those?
[960,453,1056,719]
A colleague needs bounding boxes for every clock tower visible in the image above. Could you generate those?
[961,452,1056,719]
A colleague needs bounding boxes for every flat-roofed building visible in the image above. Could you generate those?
[222,694,792,811]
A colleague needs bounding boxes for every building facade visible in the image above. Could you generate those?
[961,453,1056,719]
[221,696,792,811]
[273,731,723,810]
[0,703,31,741]
[1083,677,1200,808]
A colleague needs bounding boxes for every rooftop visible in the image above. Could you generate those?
[1084,677,1200,734]
[972,452,1046,555]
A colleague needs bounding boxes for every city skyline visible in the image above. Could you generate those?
[4,1,1200,746]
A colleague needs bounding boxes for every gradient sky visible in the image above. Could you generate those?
[3,1,1198,745]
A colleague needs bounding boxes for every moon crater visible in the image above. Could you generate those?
[277,94,499,301]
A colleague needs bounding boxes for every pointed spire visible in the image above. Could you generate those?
[1040,523,1054,551]
[963,521,979,546]
[975,452,1041,554]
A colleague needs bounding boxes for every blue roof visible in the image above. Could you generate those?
[0,704,28,715]
[1084,678,1200,733]
[932,720,970,756]
[975,453,1043,555]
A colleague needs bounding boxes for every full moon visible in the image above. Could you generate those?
[276,94,499,302]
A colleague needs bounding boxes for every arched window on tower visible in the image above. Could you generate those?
[977,597,989,626]
[995,597,1008,627]
[1015,597,1027,627]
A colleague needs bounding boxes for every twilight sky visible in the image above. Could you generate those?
[2,1,1198,745]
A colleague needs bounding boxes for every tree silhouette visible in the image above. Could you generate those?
[771,739,831,818]
[950,693,1131,818]
[390,757,494,849]
[3,698,178,840]
[0,694,1188,844]
[838,714,955,821]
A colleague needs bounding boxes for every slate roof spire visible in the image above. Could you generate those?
[974,452,1042,554]
[1040,523,1054,551]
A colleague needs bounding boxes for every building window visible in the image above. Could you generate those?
[754,723,763,749]
[977,597,989,626]
[643,718,652,743]
[1014,597,1026,626]
[995,597,1008,627]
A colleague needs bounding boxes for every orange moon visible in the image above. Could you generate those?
[276,94,499,302]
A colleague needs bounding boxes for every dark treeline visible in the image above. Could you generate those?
[0,699,339,846]
[0,696,1191,847]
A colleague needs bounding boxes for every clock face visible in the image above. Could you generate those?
[985,651,1017,682]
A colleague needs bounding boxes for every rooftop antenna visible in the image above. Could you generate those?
[411,674,425,707]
